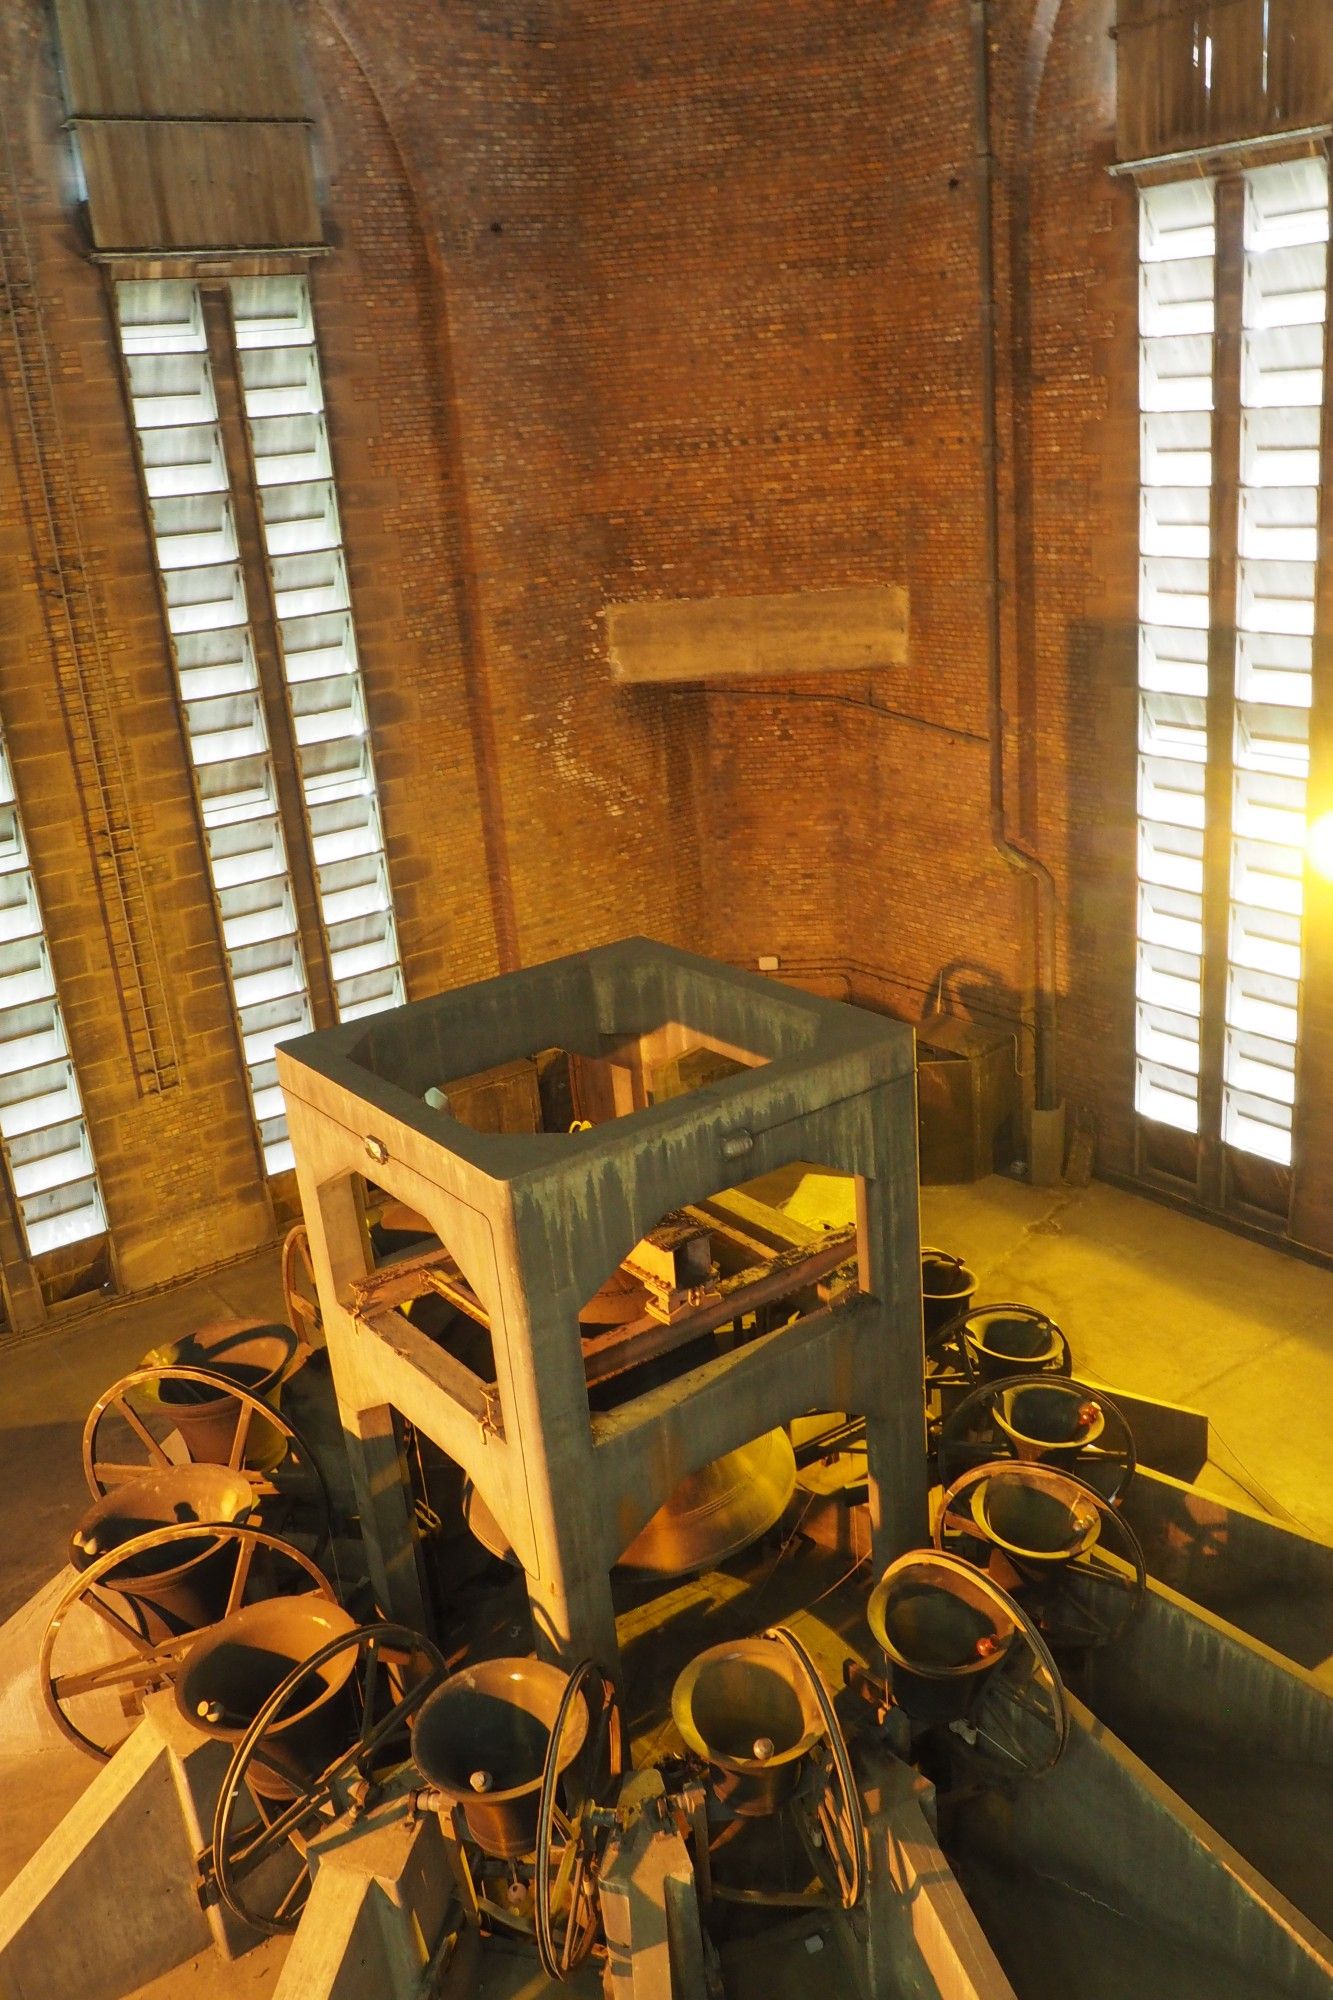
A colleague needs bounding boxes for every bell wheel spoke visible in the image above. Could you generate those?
[230,1779,332,1873]
[93,1459,158,1487]
[111,1396,170,1467]
[224,1533,257,1616]
[53,1653,158,1700]
[272,1872,308,1923]
[79,1589,155,1654]
[228,1399,255,1472]
[1070,1548,1129,1587]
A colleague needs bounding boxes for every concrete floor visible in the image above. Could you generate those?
[2,1171,1332,1997]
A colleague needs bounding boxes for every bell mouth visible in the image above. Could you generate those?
[70,1465,254,1582]
[377,1203,436,1238]
[973,1472,1100,1564]
[465,1428,796,1580]
[175,1599,358,1737]
[964,1310,1062,1367]
[994,1383,1105,1452]
[869,1565,1014,1680]
[411,1658,586,1808]
[671,1639,825,1774]
[146,1323,297,1406]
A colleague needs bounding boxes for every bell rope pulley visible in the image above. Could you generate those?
[280,1224,323,1348]
[83,1361,332,1562]
[935,1460,1148,1653]
[210,1620,447,1936]
[868,1547,1070,1777]
[762,1625,865,1910]
[938,1373,1136,1502]
[40,1520,336,1761]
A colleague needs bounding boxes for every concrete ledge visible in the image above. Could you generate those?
[604,584,908,684]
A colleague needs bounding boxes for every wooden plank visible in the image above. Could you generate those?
[591,1293,879,1465]
[1116,0,1160,161]
[693,1186,819,1252]
[1164,3,1210,154]
[1208,0,1267,147]
[1116,0,1331,160]
[605,584,908,684]
[77,122,322,250]
[54,0,305,118]
[581,1227,856,1388]
[1267,0,1332,131]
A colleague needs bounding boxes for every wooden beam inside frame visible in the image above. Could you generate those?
[348,1223,858,1398]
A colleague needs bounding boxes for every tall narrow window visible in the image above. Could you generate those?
[117,280,315,1175]
[116,275,405,1174]
[1134,156,1330,1196]
[1135,178,1216,1138]
[0,727,105,1254]
[231,278,403,1023]
[1224,158,1328,1167]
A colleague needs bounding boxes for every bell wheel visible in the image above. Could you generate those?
[938,1373,1136,1502]
[83,1363,332,1564]
[762,1625,865,1910]
[281,1225,323,1349]
[40,1521,334,1761]
[212,1621,446,1937]
[534,1660,624,1981]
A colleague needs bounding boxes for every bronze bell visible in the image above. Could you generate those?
[616,1430,796,1576]
[465,1428,795,1579]
[411,1656,587,1859]
[993,1381,1106,1465]
[961,1308,1064,1383]
[141,1318,298,1471]
[671,1637,825,1816]
[70,1464,254,1642]
[175,1598,359,1798]
[868,1552,1015,1724]
[921,1246,977,1340]
[970,1465,1102,1567]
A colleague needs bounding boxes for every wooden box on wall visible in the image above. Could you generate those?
[916,1017,1018,1184]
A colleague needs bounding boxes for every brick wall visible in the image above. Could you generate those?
[0,0,1136,1301]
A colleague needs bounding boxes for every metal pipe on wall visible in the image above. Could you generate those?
[970,0,1060,1114]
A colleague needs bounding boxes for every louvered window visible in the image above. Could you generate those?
[0,732,105,1254]
[1134,159,1329,1192]
[232,278,403,1024]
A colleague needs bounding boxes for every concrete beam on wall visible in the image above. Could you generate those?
[604,585,908,684]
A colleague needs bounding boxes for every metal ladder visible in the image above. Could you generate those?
[0,99,178,1097]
